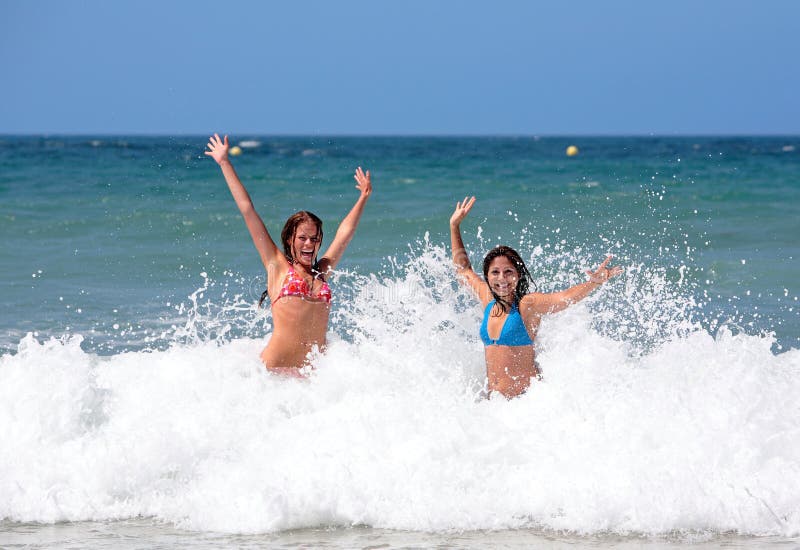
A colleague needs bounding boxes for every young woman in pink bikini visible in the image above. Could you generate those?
[205,134,372,374]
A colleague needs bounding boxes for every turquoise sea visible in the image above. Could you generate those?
[1,136,799,547]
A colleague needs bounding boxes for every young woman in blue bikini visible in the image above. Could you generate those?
[206,134,372,375]
[449,196,623,398]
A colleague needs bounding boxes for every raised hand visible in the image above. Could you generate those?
[586,255,624,284]
[450,196,476,227]
[204,133,230,165]
[354,167,372,197]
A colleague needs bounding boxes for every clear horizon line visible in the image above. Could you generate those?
[2,131,799,138]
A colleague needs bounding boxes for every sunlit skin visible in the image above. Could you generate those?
[482,255,539,397]
[263,221,331,371]
[206,133,372,374]
[450,196,623,398]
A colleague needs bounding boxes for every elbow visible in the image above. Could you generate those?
[237,201,255,215]
[452,249,471,267]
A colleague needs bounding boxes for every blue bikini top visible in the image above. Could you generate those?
[479,300,533,347]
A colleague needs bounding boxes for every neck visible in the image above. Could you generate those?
[292,260,317,275]
[494,294,516,308]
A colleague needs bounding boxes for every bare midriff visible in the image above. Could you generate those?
[484,344,538,398]
[260,297,331,373]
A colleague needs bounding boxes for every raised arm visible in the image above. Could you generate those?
[318,167,372,272]
[450,196,490,302]
[522,255,623,315]
[205,134,283,270]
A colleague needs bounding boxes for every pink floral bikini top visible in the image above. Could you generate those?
[275,265,332,304]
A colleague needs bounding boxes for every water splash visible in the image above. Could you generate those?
[1,241,799,536]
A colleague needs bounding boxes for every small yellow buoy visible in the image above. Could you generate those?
[566,145,579,157]
[230,146,243,156]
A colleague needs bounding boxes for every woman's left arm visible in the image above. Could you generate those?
[523,255,623,314]
[318,167,372,271]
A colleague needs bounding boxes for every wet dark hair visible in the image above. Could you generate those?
[482,245,535,314]
[259,211,324,307]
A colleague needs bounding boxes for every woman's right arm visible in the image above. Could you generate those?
[450,196,489,302]
[205,134,283,270]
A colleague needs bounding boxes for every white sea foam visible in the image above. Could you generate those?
[1,246,799,536]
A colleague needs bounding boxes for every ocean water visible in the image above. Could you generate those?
[1,136,799,547]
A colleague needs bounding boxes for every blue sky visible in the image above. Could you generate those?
[2,0,798,135]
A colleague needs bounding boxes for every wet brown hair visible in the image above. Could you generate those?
[482,245,535,313]
[280,210,323,264]
[259,211,324,307]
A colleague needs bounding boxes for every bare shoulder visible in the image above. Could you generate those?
[266,255,291,279]
[520,292,544,305]
[520,292,549,314]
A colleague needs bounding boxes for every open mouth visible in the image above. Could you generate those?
[298,250,315,262]
[493,283,511,294]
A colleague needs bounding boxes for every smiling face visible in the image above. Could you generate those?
[281,211,324,269]
[486,255,520,299]
[291,221,322,268]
